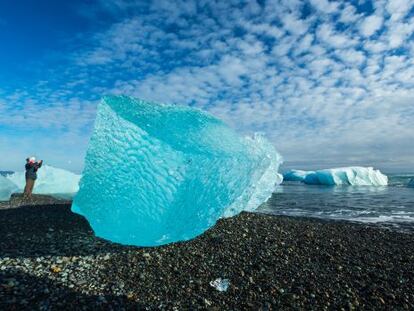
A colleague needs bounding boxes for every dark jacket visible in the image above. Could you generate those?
[25,162,42,180]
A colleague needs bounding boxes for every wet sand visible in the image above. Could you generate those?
[0,199,413,310]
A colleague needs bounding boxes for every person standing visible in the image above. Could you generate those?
[24,157,43,199]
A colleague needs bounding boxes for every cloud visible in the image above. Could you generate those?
[386,19,414,49]
[316,23,357,49]
[386,0,413,21]
[335,49,365,66]
[282,13,310,36]
[309,0,339,14]
[360,15,383,37]
[339,4,362,23]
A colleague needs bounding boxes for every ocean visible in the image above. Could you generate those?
[258,174,414,230]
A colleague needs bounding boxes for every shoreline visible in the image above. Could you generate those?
[1,202,413,309]
[256,211,414,235]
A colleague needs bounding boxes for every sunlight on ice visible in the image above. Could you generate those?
[72,96,282,246]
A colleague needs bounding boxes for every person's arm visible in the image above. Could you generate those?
[33,161,43,170]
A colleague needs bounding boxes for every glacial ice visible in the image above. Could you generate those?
[0,175,19,201]
[283,169,310,182]
[275,173,284,185]
[283,167,388,186]
[72,96,282,246]
[304,172,321,185]
[6,165,80,199]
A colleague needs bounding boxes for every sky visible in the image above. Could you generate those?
[0,0,413,173]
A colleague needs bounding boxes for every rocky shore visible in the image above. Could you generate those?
[0,193,71,210]
[1,201,413,310]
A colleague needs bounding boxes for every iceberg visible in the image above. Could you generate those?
[283,167,388,186]
[6,165,80,198]
[283,169,310,182]
[72,96,282,246]
[0,175,19,201]
[303,172,321,185]
[408,178,414,188]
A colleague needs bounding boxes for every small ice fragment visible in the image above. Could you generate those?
[210,278,230,292]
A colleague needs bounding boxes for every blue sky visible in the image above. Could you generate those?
[0,0,413,173]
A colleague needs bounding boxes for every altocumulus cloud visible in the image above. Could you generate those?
[1,0,414,172]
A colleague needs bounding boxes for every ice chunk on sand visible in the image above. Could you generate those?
[6,165,80,198]
[283,167,387,186]
[72,96,282,246]
[0,175,19,201]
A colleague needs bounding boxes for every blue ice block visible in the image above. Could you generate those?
[72,96,282,246]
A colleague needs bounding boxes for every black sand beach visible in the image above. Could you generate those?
[1,197,413,310]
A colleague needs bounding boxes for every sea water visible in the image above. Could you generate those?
[258,174,414,230]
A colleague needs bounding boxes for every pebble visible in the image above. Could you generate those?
[0,201,413,310]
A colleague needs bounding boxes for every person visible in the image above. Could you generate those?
[24,157,43,199]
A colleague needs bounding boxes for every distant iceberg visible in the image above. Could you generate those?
[283,169,310,182]
[304,172,321,185]
[283,167,388,186]
[408,178,414,188]
[6,165,80,198]
[73,96,283,246]
[0,175,19,201]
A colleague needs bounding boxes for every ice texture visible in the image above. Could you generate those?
[6,165,80,199]
[0,175,18,201]
[72,96,282,246]
[283,167,388,186]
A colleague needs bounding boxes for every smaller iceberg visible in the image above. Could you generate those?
[283,169,310,182]
[283,167,388,186]
[0,175,19,201]
[303,172,320,185]
[6,165,80,198]
[408,178,414,188]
